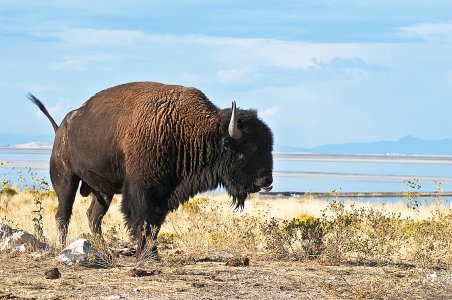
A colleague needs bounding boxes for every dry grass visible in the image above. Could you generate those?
[0,193,129,248]
[2,191,452,266]
[1,190,452,299]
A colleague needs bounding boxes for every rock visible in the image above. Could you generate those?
[0,224,13,239]
[58,239,111,267]
[191,282,206,288]
[44,267,61,279]
[0,224,48,252]
[226,257,250,267]
[425,272,438,282]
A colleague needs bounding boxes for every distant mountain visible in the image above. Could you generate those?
[4,135,452,155]
[8,142,52,149]
[276,136,452,156]
[0,134,53,147]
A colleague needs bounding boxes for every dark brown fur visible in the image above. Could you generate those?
[28,82,273,254]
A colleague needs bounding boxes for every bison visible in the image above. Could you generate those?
[28,82,273,254]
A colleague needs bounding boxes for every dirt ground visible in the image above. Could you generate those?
[1,251,452,300]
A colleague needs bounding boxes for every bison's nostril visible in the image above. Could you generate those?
[256,175,273,187]
[265,176,273,186]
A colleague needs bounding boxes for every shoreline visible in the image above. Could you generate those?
[260,191,452,198]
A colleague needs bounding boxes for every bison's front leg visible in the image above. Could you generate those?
[136,210,167,257]
[121,183,168,257]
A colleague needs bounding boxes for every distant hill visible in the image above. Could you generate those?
[4,135,452,156]
[275,136,452,156]
[0,134,53,147]
[8,142,52,149]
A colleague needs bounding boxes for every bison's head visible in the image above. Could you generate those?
[219,101,273,209]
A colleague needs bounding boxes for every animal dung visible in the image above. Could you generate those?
[44,267,61,279]
[226,257,250,267]
[126,268,160,277]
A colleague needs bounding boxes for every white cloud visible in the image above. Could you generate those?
[9,142,52,149]
[58,28,150,47]
[40,27,384,71]
[54,58,86,70]
[400,22,452,41]
[260,106,280,117]
[215,68,249,85]
[53,54,112,70]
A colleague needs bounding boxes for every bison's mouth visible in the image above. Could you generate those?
[249,185,273,193]
[251,174,273,193]
[260,185,273,192]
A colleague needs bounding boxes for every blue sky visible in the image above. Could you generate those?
[2,1,452,149]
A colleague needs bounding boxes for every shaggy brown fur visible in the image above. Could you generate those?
[28,82,273,254]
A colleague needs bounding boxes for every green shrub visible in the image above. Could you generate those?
[0,187,17,196]
[261,215,325,260]
[158,231,177,244]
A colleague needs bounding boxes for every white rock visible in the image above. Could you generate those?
[426,273,438,281]
[0,225,48,252]
[58,238,110,267]
[62,239,92,254]
[16,244,27,252]
[0,224,13,239]
[59,239,91,265]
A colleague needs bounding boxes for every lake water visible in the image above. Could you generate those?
[2,148,452,201]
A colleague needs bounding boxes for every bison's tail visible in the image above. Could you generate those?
[27,93,59,132]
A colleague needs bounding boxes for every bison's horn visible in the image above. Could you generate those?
[228,101,242,139]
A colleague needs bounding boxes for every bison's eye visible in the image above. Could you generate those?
[244,144,257,155]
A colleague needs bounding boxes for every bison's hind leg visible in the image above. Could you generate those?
[86,191,113,235]
[51,171,80,248]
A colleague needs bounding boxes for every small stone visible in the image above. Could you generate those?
[45,267,61,279]
[191,282,206,288]
[426,273,438,281]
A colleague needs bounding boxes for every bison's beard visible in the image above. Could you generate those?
[223,179,251,210]
[230,192,248,211]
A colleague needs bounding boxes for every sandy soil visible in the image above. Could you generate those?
[1,251,451,300]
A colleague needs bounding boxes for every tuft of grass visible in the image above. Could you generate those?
[134,225,160,267]
[82,233,117,268]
